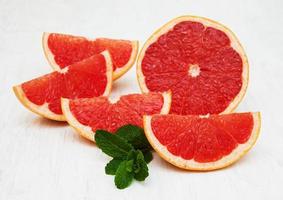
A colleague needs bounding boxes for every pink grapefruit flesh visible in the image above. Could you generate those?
[137,16,249,115]
[144,112,261,171]
[43,33,138,80]
[61,92,171,141]
[13,51,112,121]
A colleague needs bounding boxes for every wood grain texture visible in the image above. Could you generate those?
[1,0,283,199]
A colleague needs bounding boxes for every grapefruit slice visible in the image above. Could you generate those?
[137,16,249,115]
[13,51,112,121]
[61,92,171,142]
[43,32,138,80]
[144,112,261,171]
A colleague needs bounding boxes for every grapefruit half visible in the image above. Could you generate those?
[137,16,249,115]
[61,92,171,142]
[13,51,112,121]
[43,32,138,80]
[144,112,261,171]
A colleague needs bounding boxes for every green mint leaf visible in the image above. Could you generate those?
[134,150,149,181]
[95,130,133,159]
[126,149,136,160]
[115,125,152,150]
[142,150,153,163]
[126,150,141,173]
[126,160,134,172]
[132,150,143,173]
[105,158,123,175]
[114,161,134,189]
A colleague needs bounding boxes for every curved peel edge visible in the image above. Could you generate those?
[43,32,138,80]
[61,98,95,142]
[61,91,172,143]
[160,91,172,114]
[13,50,112,122]
[113,40,139,80]
[101,50,113,96]
[137,15,249,114]
[13,85,65,121]
[143,112,261,171]
[42,32,62,71]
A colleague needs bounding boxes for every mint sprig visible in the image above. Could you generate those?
[114,160,134,189]
[95,130,133,159]
[116,125,152,150]
[95,125,153,189]
[105,158,123,175]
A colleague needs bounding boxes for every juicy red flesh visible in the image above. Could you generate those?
[151,113,254,163]
[69,93,165,133]
[22,54,108,114]
[48,33,133,70]
[141,21,243,115]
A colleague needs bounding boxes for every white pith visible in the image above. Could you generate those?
[101,51,113,96]
[143,112,261,171]
[137,16,249,113]
[60,67,69,74]
[160,91,172,114]
[42,32,138,80]
[61,91,172,142]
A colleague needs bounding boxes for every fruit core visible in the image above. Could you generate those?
[188,64,200,77]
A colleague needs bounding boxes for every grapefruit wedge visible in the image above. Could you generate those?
[144,112,261,171]
[61,92,171,141]
[137,16,249,115]
[13,51,112,121]
[43,32,138,80]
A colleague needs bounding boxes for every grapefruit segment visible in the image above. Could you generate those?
[143,112,261,171]
[137,16,249,115]
[61,92,171,142]
[43,32,138,80]
[13,51,113,121]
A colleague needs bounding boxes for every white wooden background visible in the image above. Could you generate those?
[1,0,283,199]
